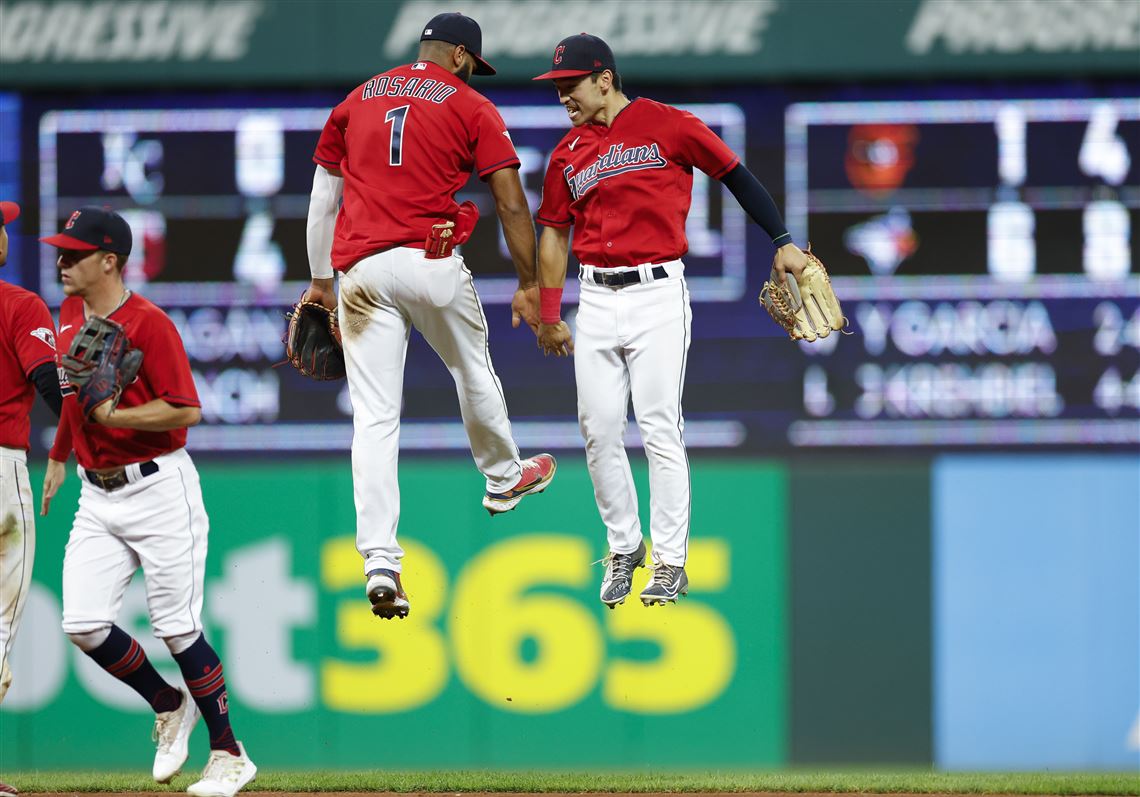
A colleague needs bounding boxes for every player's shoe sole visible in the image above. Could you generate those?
[366,570,410,620]
[368,585,410,619]
[483,454,557,516]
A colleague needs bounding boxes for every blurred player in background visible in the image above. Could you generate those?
[303,12,556,620]
[532,35,807,607]
[0,200,62,795]
[40,207,256,796]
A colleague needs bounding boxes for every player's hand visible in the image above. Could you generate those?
[537,321,573,357]
[41,458,66,516]
[512,283,540,334]
[302,277,338,312]
[772,243,808,285]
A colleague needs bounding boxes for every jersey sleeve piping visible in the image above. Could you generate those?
[537,214,573,228]
[708,154,741,180]
[160,391,202,408]
[22,352,56,378]
[313,154,340,168]
[477,157,522,178]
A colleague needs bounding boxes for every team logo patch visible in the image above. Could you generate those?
[30,327,55,348]
[65,210,81,229]
[563,142,668,200]
[553,44,565,65]
[412,61,427,70]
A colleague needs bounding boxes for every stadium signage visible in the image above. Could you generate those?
[0,0,1136,85]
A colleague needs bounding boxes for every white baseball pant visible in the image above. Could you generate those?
[61,448,208,640]
[574,260,692,567]
[338,246,523,575]
[0,446,35,702]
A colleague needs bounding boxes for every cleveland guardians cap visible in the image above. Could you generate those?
[420,12,496,76]
[533,33,616,80]
[0,201,19,225]
[40,206,133,256]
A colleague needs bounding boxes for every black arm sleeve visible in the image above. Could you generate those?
[720,163,793,247]
[31,361,63,417]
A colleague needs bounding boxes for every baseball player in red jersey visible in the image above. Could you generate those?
[39,207,256,795]
[532,35,808,607]
[304,12,556,620]
[0,201,63,759]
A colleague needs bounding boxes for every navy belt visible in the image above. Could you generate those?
[588,265,669,288]
[86,460,159,492]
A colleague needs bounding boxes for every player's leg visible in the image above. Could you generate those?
[61,485,184,712]
[574,281,646,605]
[625,275,693,605]
[125,451,255,794]
[0,451,35,703]
[339,251,412,618]
[403,255,554,513]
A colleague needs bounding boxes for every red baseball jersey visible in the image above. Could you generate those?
[537,98,740,267]
[0,281,58,450]
[51,293,200,470]
[313,60,521,271]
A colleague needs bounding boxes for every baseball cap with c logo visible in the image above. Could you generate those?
[533,33,617,80]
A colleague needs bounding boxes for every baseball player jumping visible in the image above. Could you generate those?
[41,207,256,796]
[303,12,557,620]
[0,202,63,795]
[532,35,808,607]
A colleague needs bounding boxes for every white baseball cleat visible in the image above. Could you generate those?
[187,741,257,797]
[152,687,200,783]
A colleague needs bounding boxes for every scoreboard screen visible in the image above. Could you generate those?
[18,85,1140,454]
[784,98,1139,446]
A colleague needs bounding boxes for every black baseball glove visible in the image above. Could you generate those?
[61,316,144,419]
[285,300,346,380]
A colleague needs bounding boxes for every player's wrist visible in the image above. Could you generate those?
[539,287,563,325]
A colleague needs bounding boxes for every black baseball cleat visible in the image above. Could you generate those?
[599,539,647,608]
[640,562,688,606]
[482,453,557,516]
[366,568,410,619]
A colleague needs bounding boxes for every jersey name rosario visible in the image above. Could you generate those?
[360,70,458,104]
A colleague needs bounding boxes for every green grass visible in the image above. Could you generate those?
[4,770,1139,794]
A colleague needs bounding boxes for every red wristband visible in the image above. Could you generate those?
[539,287,563,325]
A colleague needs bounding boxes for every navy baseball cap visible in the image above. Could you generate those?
[41,206,132,256]
[533,33,616,80]
[0,201,19,225]
[420,12,496,76]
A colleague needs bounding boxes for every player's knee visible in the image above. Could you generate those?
[65,626,111,652]
[579,414,626,443]
[162,631,201,655]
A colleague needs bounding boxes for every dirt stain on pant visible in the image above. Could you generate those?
[0,513,19,551]
[339,280,378,340]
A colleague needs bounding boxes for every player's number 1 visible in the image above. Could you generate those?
[385,105,410,166]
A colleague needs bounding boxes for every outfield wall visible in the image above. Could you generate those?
[1,454,1135,771]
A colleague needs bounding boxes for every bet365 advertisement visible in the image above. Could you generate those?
[1,457,787,770]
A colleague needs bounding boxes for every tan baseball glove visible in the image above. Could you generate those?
[759,246,849,342]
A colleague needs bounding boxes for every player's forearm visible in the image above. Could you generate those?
[498,205,538,286]
[538,226,570,289]
[49,399,75,462]
[538,226,571,324]
[98,399,201,432]
[306,166,343,280]
[720,163,792,247]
